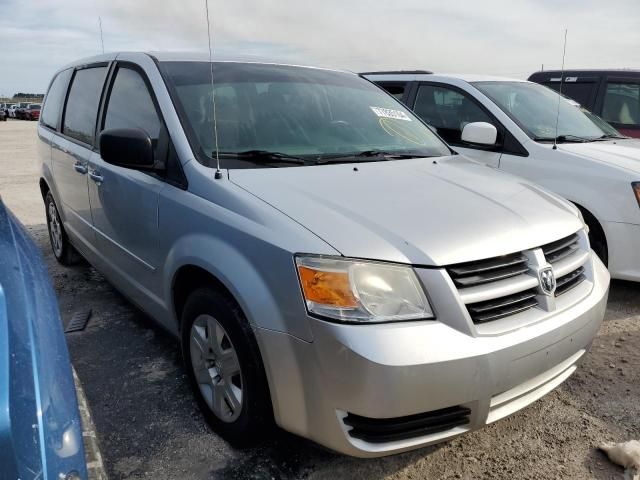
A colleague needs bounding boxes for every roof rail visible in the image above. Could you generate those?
[360,70,433,75]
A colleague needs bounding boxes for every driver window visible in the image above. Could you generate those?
[413,84,493,145]
[104,67,161,140]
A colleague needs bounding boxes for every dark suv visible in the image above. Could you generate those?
[528,69,640,138]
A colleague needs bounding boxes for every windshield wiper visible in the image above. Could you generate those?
[596,134,628,140]
[218,150,309,165]
[316,150,429,164]
[533,134,592,143]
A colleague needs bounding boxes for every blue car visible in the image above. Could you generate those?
[0,199,87,479]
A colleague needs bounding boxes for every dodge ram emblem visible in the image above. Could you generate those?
[539,267,556,296]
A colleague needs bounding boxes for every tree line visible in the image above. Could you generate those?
[12,93,44,99]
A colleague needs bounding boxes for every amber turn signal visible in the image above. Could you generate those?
[297,265,358,308]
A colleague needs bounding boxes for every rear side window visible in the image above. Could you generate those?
[103,67,161,140]
[542,81,596,109]
[376,82,408,101]
[602,82,640,126]
[413,84,493,145]
[41,69,72,129]
[63,66,108,145]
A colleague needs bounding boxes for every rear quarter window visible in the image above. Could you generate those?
[602,82,640,126]
[376,82,409,101]
[41,69,72,129]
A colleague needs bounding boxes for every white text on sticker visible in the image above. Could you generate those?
[370,106,412,121]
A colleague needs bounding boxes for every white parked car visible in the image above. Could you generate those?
[8,105,19,118]
[365,72,640,282]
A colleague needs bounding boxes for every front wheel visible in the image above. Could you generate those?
[45,192,78,265]
[181,287,273,446]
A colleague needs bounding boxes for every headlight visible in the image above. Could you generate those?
[295,255,434,323]
[633,182,640,208]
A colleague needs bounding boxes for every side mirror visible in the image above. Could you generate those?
[461,122,498,146]
[99,128,155,170]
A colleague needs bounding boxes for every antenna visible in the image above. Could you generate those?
[552,29,567,151]
[204,0,222,179]
[98,17,105,54]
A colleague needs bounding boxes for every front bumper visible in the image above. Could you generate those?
[257,254,609,457]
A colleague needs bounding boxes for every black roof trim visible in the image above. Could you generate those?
[360,70,433,76]
[529,69,640,81]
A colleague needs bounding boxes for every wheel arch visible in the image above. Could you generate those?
[39,177,50,201]
[163,234,313,342]
[172,264,237,328]
[572,201,608,263]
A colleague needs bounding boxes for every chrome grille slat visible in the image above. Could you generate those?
[449,230,589,325]
[448,254,529,288]
[458,274,539,304]
[545,244,578,264]
[555,267,586,297]
[553,249,589,278]
[467,289,537,314]
[470,296,539,323]
[449,254,527,276]
[542,233,580,264]
[542,234,579,256]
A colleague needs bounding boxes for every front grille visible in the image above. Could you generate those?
[343,406,471,443]
[555,267,586,296]
[541,233,580,264]
[448,253,529,288]
[467,288,538,324]
[447,230,590,326]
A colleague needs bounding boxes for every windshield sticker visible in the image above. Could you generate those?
[378,118,426,145]
[370,106,412,121]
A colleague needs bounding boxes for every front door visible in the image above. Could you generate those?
[87,64,165,304]
[411,82,502,168]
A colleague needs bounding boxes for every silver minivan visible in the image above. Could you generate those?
[39,52,609,457]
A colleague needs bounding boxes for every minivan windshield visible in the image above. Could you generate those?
[160,61,451,168]
[474,81,625,142]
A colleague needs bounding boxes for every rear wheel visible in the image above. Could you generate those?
[181,287,273,446]
[45,192,78,265]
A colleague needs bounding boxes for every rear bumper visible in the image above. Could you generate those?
[257,255,609,457]
[605,221,640,282]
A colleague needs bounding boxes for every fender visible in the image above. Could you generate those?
[164,233,315,342]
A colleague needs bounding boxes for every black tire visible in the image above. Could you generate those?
[45,191,78,265]
[180,287,273,447]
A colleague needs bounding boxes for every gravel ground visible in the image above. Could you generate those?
[1,120,639,479]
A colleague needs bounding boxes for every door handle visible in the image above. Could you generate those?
[88,170,104,185]
[73,162,88,174]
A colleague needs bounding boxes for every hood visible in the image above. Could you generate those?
[558,139,640,174]
[230,156,582,266]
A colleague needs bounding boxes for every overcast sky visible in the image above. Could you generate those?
[1,0,639,96]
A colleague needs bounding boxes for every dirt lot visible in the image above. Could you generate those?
[1,120,639,479]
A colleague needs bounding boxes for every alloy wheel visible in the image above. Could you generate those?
[190,314,243,422]
[48,201,63,258]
